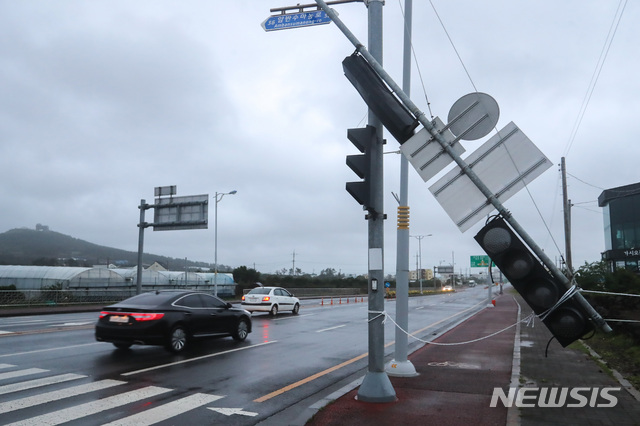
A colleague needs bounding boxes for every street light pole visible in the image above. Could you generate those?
[411,234,431,294]
[214,190,237,296]
[387,0,416,379]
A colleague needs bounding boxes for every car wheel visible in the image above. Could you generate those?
[269,305,278,316]
[166,325,188,353]
[292,303,300,315]
[233,318,249,341]
[113,342,132,350]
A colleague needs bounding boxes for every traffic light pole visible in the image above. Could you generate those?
[315,0,611,334]
[355,0,396,403]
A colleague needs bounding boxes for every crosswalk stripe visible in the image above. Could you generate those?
[102,392,225,426]
[5,386,172,426]
[0,368,48,381]
[0,363,16,369]
[0,379,125,413]
[0,373,86,395]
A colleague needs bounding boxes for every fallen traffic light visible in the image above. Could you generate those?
[474,216,594,346]
[342,53,418,144]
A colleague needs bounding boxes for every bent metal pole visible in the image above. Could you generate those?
[314,0,611,334]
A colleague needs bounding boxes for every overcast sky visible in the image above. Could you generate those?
[1,1,637,277]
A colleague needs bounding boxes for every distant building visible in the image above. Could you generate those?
[409,269,433,281]
[146,262,167,271]
[598,182,640,272]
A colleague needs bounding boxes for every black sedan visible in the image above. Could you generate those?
[95,290,252,353]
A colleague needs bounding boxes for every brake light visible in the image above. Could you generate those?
[242,295,245,301]
[130,313,165,321]
[262,296,270,302]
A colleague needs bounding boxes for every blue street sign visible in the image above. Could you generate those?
[261,10,332,32]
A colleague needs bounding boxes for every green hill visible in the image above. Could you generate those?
[0,227,211,269]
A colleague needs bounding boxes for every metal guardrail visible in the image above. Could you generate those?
[0,287,366,309]
[0,289,138,308]
[242,287,364,298]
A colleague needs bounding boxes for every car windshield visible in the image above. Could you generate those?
[247,288,271,295]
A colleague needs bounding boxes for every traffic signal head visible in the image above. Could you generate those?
[345,126,375,208]
[474,216,593,346]
[342,54,418,144]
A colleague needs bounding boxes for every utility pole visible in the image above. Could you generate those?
[561,157,573,276]
[292,250,296,275]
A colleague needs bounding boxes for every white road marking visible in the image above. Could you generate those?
[0,373,86,395]
[48,322,93,327]
[0,363,16,369]
[0,379,125,413]
[316,325,346,333]
[0,343,102,358]
[0,319,46,326]
[121,340,277,376]
[102,392,223,426]
[0,368,48,381]
[208,407,259,417]
[5,386,171,426]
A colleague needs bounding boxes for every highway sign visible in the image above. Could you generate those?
[436,265,453,274]
[153,194,209,231]
[470,255,491,267]
[262,10,331,32]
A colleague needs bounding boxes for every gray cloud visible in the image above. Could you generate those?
[0,1,637,276]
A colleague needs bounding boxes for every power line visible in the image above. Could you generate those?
[426,0,478,93]
[563,0,628,157]
[567,172,605,191]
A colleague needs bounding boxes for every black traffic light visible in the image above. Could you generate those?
[342,53,418,144]
[474,216,594,347]
[346,126,376,208]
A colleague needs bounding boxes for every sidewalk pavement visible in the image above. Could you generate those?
[305,292,640,426]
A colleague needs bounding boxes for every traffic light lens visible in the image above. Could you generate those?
[546,306,588,341]
[481,227,512,254]
[501,250,534,279]
[524,278,559,310]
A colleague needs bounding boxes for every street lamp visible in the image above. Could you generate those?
[411,234,432,294]
[214,190,237,296]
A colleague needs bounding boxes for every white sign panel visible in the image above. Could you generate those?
[368,248,383,271]
[400,117,465,183]
[429,122,551,232]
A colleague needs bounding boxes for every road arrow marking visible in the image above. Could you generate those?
[207,407,258,417]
